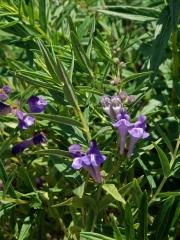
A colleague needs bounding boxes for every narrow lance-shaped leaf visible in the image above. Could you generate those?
[29,113,82,128]
[152,196,175,240]
[169,0,180,31]
[37,40,59,84]
[102,184,126,204]
[56,58,79,109]
[70,31,93,77]
[18,216,32,240]
[138,191,148,240]
[98,9,157,21]
[153,143,171,177]
[148,6,172,79]
[28,149,70,158]
[39,0,47,32]
[80,232,115,240]
[124,203,135,240]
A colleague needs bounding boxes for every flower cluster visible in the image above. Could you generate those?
[0,90,47,129]
[0,87,48,154]
[113,109,149,158]
[100,91,135,121]
[16,96,47,130]
[12,132,47,154]
[69,140,106,183]
[0,86,12,102]
[101,91,149,158]
[0,86,12,115]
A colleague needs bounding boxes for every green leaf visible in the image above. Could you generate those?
[138,191,148,240]
[102,184,126,204]
[0,204,15,219]
[0,135,17,156]
[93,37,112,61]
[18,216,31,240]
[37,39,59,84]
[101,5,160,18]
[16,73,57,90]
[29,113,82,128]
[29,149,70,158]
[0,20,19,29]
[110,214,123,240]
[73,182,85,198]
[56,59,79,109]
[98,9,157,21]
[3,168,17,197]
[152,196,176,240]
[26,0,34,25]
[153,143,171,177]
[121,71,152,87]
[169,0,180,31]
[39,0,47,32]
[80,232,114,240]
[69,29,93,77]
[149,6,172,78]
[124,203,135,240]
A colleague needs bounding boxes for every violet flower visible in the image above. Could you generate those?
[100,95,121,121]
[2,86,12,94]
[28,96,47,113]
[12,133,47,154]
[111,96,122,116]
[113,108,132,154]
[16,110,35,129]
[119,91,127,101]
[12,139,33,154]
[127,115,149,158]
[69,140,106,183]
[32,132,47,145]
[0,102,12,115]
[127,95,135,104]
[100,95,112,116]
[0,86,12,101]
[0,93,8,101]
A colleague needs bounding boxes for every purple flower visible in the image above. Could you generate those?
[100,95,122,120]
[16,110,35,129]
[69,140,106,183]
[127,115,149,158]
[12,133,47,154]
[2,86,12,94]
[32,132,47,145]
[0,93,8,101]
[127,95,135,104]
[0,102,12,115]
[111,96,122,116]
[119,91,127,101]
[69,144,84,158]
[113,108,132,154]
[28,96,47,113]
[12,139,33,154]
[100,95,112,116]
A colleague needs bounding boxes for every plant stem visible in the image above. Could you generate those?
[149,177,167,205]
[149,135,180,205]
[77,106,91,142]
[171,31,179,104]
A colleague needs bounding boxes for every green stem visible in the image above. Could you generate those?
[149,177,167,205]
[76,106,91,142]
[149,135,180,205]
[106,156,124,182]
[171,31,179,104]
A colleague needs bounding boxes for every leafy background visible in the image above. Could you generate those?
[0,0,180,239]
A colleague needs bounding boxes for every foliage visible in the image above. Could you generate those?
[0,0,180,239]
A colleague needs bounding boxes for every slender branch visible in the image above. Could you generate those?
[149,135,180,205]
[171,31,179,104]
